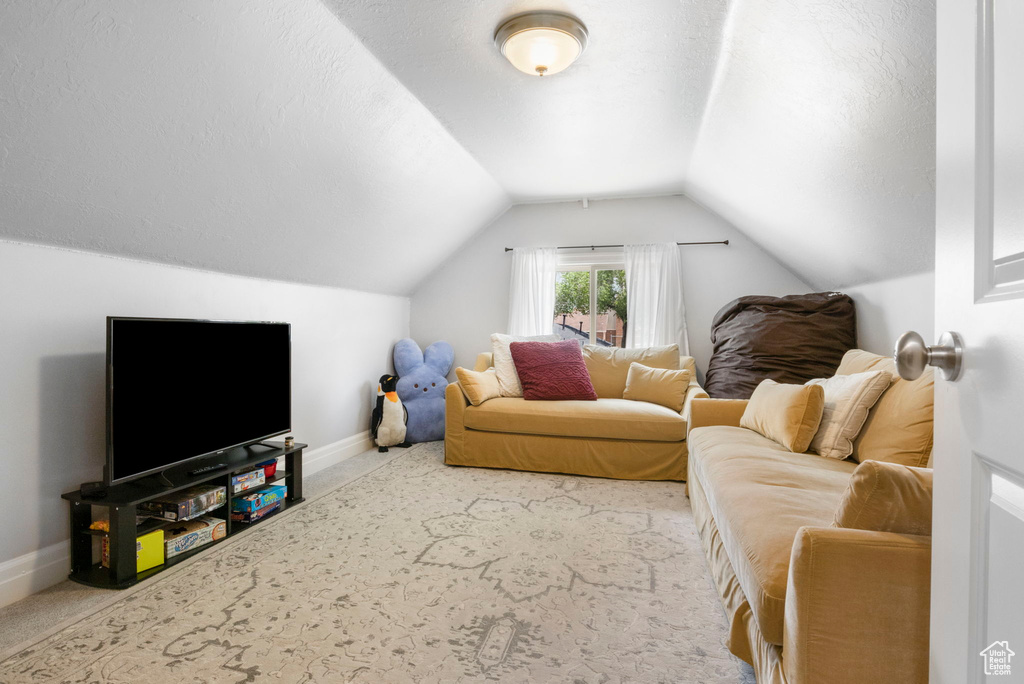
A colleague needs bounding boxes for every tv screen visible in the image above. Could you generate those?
[107,317,291,485]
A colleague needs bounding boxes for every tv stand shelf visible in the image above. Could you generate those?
[61,441,306,589]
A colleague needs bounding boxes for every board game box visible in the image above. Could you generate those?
[231,484,286,514]
[231,469,266,494]
[162,516,227,559]
[101,527,164,572]
[231,499,282,524]
[138,485,226,522]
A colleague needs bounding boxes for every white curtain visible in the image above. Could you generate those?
[624,243,689,354]
[507,247,559,336]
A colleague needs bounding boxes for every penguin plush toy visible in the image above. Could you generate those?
[371,374,412,453]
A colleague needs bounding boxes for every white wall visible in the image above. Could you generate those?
[410,195,812,377]
[0,240,408,605]
[843,271,935,356]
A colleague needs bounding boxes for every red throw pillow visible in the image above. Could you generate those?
[509,340,598,401]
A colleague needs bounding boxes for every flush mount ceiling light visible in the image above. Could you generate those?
[494,11,588,77]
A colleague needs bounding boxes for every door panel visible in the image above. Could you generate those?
[984,468,1024,648]
[976,0,1024,300]
[992,0,1024,263]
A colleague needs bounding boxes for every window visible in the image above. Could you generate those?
[552,250,627,348]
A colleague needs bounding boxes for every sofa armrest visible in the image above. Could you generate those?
[444,382,469,462]
[446,381,469,417]
[783,527,931,684]
[680,381,710,425]
[687,398,748,434]
[474,352,494,371]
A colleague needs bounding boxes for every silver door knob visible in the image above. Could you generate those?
[894,330,964,381]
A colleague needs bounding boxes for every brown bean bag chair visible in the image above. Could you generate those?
[704,292,857,399]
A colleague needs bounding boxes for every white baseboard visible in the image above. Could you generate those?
[0,540,69,609]
[0,432,373,610]
[293,431,374,477]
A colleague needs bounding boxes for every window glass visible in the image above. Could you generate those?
[596,269,627,348]
[554,270,592,343]
[552,267,627,347]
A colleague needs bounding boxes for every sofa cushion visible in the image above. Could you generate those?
[583,344,679,398]
[510,340,597,401]
[687,425,857,645]
[740,380,825,453]
[833,460,933,536]
[835,349,934,467]
[622,362,691,411]
[464,397,686,442]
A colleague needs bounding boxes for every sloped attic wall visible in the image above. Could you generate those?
[0,0,509,295]
[685,0,936,290]
[411,195,812,377]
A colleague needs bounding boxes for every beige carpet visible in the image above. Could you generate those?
[0,442,752,683]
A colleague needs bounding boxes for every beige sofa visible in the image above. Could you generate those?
[686,349,934,683]
[444,348,708,480]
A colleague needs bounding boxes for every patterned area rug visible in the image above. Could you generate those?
[0,443,751,683]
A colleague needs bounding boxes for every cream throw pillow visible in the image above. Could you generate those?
[740,379,825,453]
[490,333,560,397]
[622,362,692,412]
[455,367,501,406]
[805,369,893,459]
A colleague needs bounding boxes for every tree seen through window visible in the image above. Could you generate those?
[553,269,627,347]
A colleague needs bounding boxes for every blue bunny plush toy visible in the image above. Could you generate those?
[394,338,454,443]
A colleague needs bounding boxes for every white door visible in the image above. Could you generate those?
[933,0,1024,681]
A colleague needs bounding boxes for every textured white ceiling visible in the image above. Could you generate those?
[685,0,936,289]
[324,0,730,202]
[329,0,935,289]
[0,0,509,296]
[1,0,935,294]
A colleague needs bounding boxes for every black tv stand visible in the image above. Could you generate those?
[62,440,306,589]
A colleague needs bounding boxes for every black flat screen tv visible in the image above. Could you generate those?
[106,317,291,485]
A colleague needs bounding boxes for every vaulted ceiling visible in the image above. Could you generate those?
[0,0,935,295]
[323,0,728,201]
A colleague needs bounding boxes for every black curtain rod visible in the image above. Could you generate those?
[503,240,729,252]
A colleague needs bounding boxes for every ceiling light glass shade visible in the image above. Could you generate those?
[494,12,588,77]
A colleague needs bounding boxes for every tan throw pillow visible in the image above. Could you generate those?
[832,460,932,536]
[582,344,679,398]
[805,369,893,459]
[740,379,825,452]
[622,362,692,412]
[455,367,501,406]
[490,333,560,397]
